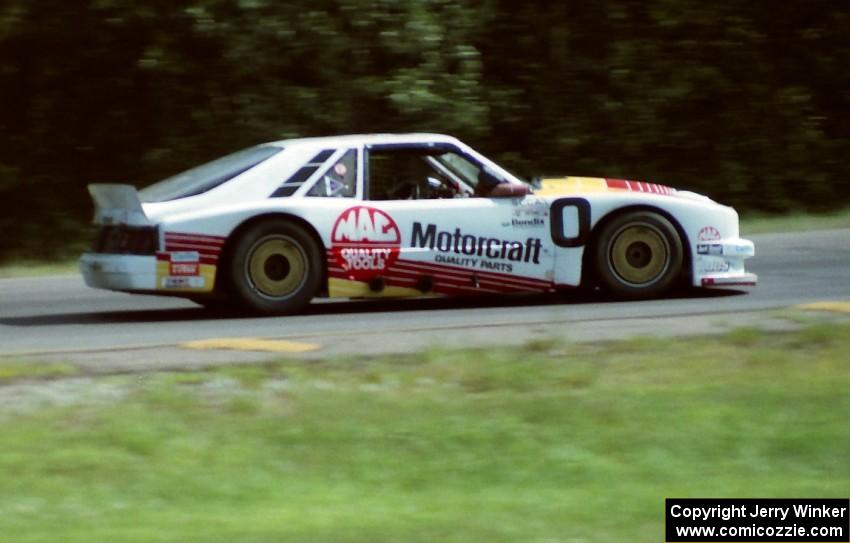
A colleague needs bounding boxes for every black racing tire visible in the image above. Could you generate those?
[592,211,683,299]
[228,220,322,315]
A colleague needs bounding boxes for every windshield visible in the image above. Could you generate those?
[435,152,481,187]
[435,149,529,188]
[139,145,282,203]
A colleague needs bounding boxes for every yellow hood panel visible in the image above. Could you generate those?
[534,177,610,196]
[534,177,677,197]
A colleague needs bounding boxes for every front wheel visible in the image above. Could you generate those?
[228,220,322,315]
[592,211,684,299]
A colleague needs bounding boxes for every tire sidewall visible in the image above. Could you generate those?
[593,211,684,299]
[229,220,322,314]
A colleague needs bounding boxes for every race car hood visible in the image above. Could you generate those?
[88,184,152,226]
[534,177,676,197]
[534,177,715,203]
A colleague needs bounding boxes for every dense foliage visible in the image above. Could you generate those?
[1,1,848,259]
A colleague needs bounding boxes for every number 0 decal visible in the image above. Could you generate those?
[550,198,591,248]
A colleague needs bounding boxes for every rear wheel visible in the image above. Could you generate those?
[229,220,322,315]
[592,211,683,299]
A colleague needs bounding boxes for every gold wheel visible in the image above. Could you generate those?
[245,235,308,299]
[608,223,671,287]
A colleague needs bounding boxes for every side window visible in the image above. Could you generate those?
[307,149,357,198]
[368,149,468,201]
[270,149,334,198]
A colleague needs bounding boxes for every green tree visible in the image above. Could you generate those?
[1,0,848,260]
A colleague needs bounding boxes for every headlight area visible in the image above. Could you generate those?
[693,238,757,287]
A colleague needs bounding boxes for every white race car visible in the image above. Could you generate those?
[81,134,756,314]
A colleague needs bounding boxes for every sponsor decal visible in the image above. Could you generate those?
[162,276,206,289]
[512,198,548,211]
[511,217,546,228]
[164,250,201,276]
[170,262,200,276]
[701,260,731,273]
[697,243,724,256]
[411,222,542,273]
[432,255,514,273]
[698,226,722,241]
[510,198,549,226]
[169,251,200,263]
[513,197,548,208]
[156,236,221,293]
[331,206,401,280]
[163,232,224,265]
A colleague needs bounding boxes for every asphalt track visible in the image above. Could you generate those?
[1,229,848,368]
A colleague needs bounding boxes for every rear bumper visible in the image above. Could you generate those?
[80,253,157,291]
[81,252,216,294]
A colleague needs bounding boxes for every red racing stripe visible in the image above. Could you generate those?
[327,271,522,295]
[606,178,674,196]
[163,247,222,256]
[165,232,226,245]
[161,232,225,264]
[395,259,550,288]
[327,253,550,288]
[325,248,553,293]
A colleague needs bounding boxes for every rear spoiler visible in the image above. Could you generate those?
[88,184,152,226]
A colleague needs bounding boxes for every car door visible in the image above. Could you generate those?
[335,143,555,297]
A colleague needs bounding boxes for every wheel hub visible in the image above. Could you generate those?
[246,236,307,299]
[626,241,653,268]
[263,254,291,281]
[609,224,670,286]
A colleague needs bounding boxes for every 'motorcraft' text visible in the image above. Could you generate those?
[411,222,541,264]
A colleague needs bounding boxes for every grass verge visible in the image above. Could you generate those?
[0,359,78,382]
[740,206,850,234]
[0,260,79,278]
[0,322,848,542]
[0,239,88,278]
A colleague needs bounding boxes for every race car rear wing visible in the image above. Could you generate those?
[88,184,152,226]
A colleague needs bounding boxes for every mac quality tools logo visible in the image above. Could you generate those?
[331,207,401,280]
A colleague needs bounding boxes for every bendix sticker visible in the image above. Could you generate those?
[331,206,401,280]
